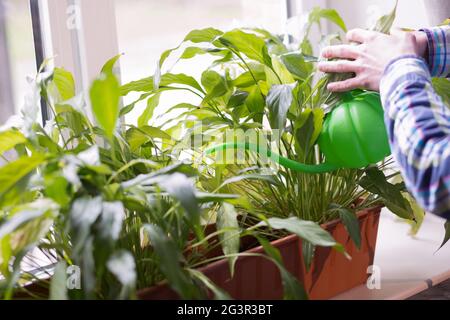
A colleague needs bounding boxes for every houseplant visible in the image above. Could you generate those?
[1,4,449,300]
[117,3,450,298]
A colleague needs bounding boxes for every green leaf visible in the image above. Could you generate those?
[280,53,313,81]
[90,72,120,138]
[267,84,295,131]
[295,108,324,158]
[143,224,199,299]
[97,202,125,243]
[359,167,415,220]
[432,78,450,105]
[217,203,240,276]
[302,240,315,272]
[201,70,228,102]
[158,173,200,228]
[160,73,204,94]
[256,236,308,300]
[120,76,154,96]
[0,199,58,273]
[272,56,295,84]
[107,250,136,298]
[0,154,46,203]
[257,217,341,249]
[218,29,272,66]
[218,173,278,190]
[371,1,397,34]
[50,261,68,300]
[126,125,172,151]
[194,192,239,203]
[309,7,347,32]
[245,86,265,123]
[53,68,75,101]
[101,53,122,75]
[438,221,450,250]
[330,204,361,249]
[227,90,249,108]
[184,27,223,43]
[232,63,266,88]
[188,269,230,300]
[137,93,161,127]
[0,130,27,156]
[69,196,103,257]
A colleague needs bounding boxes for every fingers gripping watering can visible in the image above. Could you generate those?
[206,90,391,173]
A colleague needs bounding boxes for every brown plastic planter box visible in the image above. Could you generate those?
[138,206,382,300]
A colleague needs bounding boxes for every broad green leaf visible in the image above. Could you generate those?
[371,1,397,34]
[50,261,68,300]
[188,269,230,300]
[245,86,265,123]
[330,204,361,249]
[267,84,295,131]
[126,125,172,151]
[359,167,415,220]
[120,76,154,96]
[180,47,226,60]
[295,108,324,158]
[101,53,122,75]
[107,250,136,297]
[272,56,295,84]
[218,29,272,66]
[158,173,201,229]
[309,7,347,32]
[97,202,125,243]
[256,236,308,300]
[160,73,205,94]
[138,93,161,127]
[257,217,342,250]
[53,68,75,101]
[201,70,228,102]
[432,78,450,105]
[438,221,450,250]
[0,199,58,272]
[0,130,26,156]
[281,53,313,81]
[90,72,120,138]
[143,224,200,299]
[302,240,315,272]
[227,90,249,108]
[0,154,46,202]
[401,191,425,235]
[232,63,266,88]
[69,196,103,257]
[184,27,223,43]
[216,203,240,276]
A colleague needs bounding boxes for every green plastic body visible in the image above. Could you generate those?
[206,90,391,173]
[318,90,391,169]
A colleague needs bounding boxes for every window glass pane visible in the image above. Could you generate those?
[114,0,287,125]
[3,0,37,114]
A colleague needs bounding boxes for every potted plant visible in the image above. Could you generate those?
[118,4,450,299]
[1,5,449,301]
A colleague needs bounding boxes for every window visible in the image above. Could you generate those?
[2,0,37,115]
[114,0,289,125]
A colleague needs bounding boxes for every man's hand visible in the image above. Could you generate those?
[317,28,428,92]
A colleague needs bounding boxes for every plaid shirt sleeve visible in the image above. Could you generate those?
[420,26,450,77]
[380,51,450,219]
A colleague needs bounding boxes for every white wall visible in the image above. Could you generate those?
[326,0,430,31]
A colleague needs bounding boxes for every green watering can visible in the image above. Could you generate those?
[206,90,391,173]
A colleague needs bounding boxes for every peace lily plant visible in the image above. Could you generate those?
[0,5,449,300]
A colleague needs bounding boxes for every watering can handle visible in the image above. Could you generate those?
[205,142,339,174]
